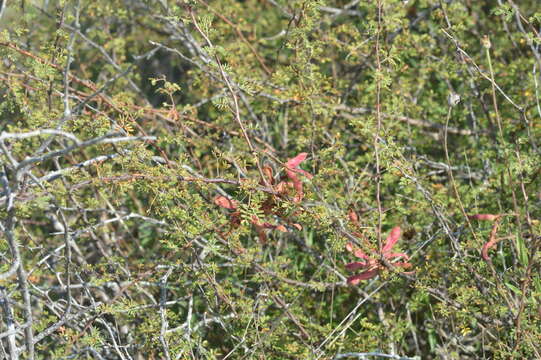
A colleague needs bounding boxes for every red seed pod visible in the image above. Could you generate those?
[214,196,238,210]
[348,209,359,224]
[468,214,499,221]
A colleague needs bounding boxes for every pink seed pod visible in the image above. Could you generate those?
[214,196,239,210]
[468,214,499,221]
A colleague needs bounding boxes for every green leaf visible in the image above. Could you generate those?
[516,234,529,267]
[505,282,522,296]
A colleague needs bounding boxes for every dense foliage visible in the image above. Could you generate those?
[0,0,540,359]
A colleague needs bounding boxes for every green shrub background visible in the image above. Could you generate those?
[0,0,540,359]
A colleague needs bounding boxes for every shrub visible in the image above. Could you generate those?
[0,0,540,359]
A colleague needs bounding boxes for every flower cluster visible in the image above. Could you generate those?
[214,153,312,242]
[345,214,412,284]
